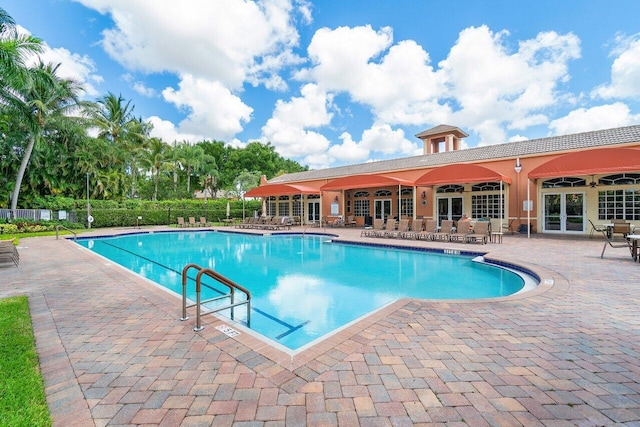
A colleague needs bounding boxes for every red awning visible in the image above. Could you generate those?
[320,174,414,191]
[415,164,512,186]
[528,148,640,179]
[244,183,320,197]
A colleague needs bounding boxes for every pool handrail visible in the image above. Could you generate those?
[180,263,251,332]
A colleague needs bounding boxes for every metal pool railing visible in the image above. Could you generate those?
[180,263,251,332]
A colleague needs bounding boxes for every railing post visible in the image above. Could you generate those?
[180,263,201,321]
[194,269,205,331]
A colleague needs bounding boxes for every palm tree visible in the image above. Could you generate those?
[140,137,169,201]
[167,142,186,193]
[180,143,205,194]
[0,8,42,83]
[3,61,84,216]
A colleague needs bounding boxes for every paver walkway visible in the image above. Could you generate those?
[2,226,640,426]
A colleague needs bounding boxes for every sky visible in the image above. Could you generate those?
[4,0,640,170]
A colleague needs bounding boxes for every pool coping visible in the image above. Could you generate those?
[70,228,560,371]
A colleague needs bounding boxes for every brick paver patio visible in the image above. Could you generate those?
[2,226,640,426]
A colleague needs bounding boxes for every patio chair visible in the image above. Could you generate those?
[0,239,19,267]
[415,219,438,240]
[600,228,632,259]
[432,220,454,241]
[361,218,384,237]
[177,217,186,228]
[588,219,606,238]
[612,221,630,238]
[199,217,210,227]
[345,215,357,227]
[188,217,196,227]
[449,219,472,242]
[465,221,490,244]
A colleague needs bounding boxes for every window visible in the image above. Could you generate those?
[278,202,290,216]
[353,191,369,198]
[436,185,464,193]
[266,196,276,216]
[399,198,413,217]
[353,199,370,216]
[471,182,501,191]
[598,189,640,220]
[541,177,586,188]
[471,194,504,219]
[374,189,392,197]
[292,201,301,217]
[599,173,640,186]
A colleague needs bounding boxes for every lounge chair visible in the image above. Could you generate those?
[345,215,357,227]
[200,217,210,227]
[449,220,472,242]
[188,217,196,227]
[361,218,384,237]
[388,219,410,239]
[465,221,490,244]
[177,217,186,228]
[405,218,424,239]
[0,239,19,267]
[415,219,437,240]
[432,220,454,241]
[378,219,397,238]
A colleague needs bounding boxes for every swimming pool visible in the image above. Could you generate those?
[77,231,530,350]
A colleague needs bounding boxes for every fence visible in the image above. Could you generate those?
[0,209,78,223]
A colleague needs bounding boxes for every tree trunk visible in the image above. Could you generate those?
[187,166,191,193]
[10,134,37,218]
[154,168,159,201]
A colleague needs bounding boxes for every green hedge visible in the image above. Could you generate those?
[79,200,261,228]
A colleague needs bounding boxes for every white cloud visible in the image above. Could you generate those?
[549,103,640,135]
[162,74,253,141]
[593,34,640,99]
[261,83,332,161]
[146,115,203,144]
[78,0,305,89]
[440,26,581,145]
[18,25,103,97]
[132,81,157,97]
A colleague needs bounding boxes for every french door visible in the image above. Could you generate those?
[437,197,463,225]
[543,193,585,233]
[307,201,320,224]
[374,199,392,220]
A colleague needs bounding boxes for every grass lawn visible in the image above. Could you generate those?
[0,296,51,427]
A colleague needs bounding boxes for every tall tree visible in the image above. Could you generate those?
[3,62,84,216]
[180,143,205,194]
[140,137,169,201]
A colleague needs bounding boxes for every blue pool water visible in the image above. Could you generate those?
[77,231,527,350]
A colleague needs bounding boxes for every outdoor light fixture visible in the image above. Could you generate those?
[421,191,426,199]
[333,196,339,203]
[514,157,522,174]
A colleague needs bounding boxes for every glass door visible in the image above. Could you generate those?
[374,199,392,220]
[437,197,463,225]
[543,193,584,233]
[307,201,320,224]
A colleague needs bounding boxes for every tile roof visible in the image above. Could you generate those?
[415,124,468,138]
[269,125,640,184]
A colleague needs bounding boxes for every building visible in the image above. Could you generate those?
[245,124,640,235]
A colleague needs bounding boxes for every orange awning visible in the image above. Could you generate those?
[244,183,320,197]
[320,174,414,191]
[528,148,640,179]
[415,164,512,186]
